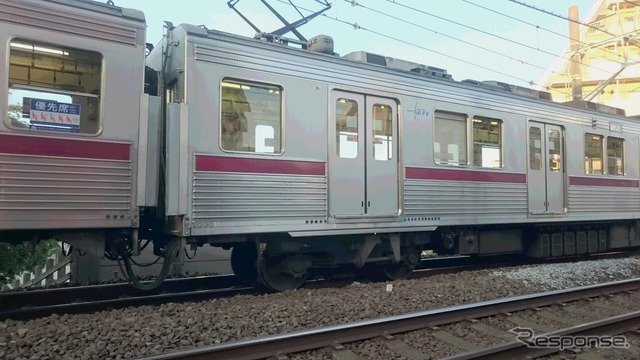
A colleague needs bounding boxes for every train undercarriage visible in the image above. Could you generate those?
[4,219,638,292]
[209,219,640,291]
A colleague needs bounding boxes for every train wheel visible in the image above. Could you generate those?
[257,253,309,292]
[382,261,414,281]
[231,243,258,284]
[381,249,420,281]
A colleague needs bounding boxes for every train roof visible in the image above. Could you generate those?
[173,23,630,119]
[40,0,145,23]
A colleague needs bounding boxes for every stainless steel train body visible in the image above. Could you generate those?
[2,0,640,290]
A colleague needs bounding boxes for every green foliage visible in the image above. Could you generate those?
[0,240,60,285]
[7,103,28,128]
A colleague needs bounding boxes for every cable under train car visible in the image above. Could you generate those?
[1,0,639,291]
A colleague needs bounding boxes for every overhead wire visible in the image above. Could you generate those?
[275,0,535,84]
[347,0,555,77]
[383,0,623,77]
[508,0,617,36]
[462,0,625,61]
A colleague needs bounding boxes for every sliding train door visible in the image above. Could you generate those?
[328,91,398,218]
[527,121,566,214]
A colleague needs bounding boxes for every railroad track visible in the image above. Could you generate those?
[0,256,501,320]
[0,275,257,320]
[138,278,640,360]
[1,252,636,321]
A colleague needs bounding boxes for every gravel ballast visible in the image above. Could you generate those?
[1,256,639,359]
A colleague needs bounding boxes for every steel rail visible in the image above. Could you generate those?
[138,278,640,360]
[0,274,250,320]
[0,256,499,319]
[441,310,640,359]
[3,252,636,321]
[0,286,258,320]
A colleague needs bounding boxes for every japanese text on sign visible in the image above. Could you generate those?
[29,98,81,133]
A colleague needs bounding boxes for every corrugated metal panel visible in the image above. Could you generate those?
[0,0,142,46]
[404,180,528,216]
[192,172,327,223]
[0,153,132,224]
[568,186,640,212]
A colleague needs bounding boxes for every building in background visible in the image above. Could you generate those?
[538,0,640,116]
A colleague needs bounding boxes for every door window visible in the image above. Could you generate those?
[372,104,392,161]
[548,129,561,172]
[529,127,542,170]
[336,98,359,159]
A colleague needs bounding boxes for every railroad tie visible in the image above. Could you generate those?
[575,353,606,360]
[588,299,632,313]
[431,331,482,351]
[562,306,610,322]
[330,344,360,360]
[505,316,554,333]
[385,339,429,360]
[535,310,582,326]
[470,323,512,340]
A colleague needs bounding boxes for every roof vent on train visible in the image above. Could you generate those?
[462,79,553,101]
[307,35,335,55]
[563,100,627,116]
[342,51,453,80]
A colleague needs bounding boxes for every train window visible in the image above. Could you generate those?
[220,80,282,153]
[607,137,624,176]
[372,104,392,161]
[472,116,502,168]
[336,98,358,159]
[529,127,542,170]
[548,129,561,172]
[434,110,467,166]
[6,39,102,134]
[584,133,603,175]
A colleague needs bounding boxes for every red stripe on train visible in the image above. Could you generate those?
[569,176,639,188]
[406,167,526,183]
[195,155,326,176]
[0,133,131,161]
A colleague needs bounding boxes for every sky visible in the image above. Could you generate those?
[113,0,597,89]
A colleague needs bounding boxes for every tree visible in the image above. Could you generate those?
[7,102,28,128]
[0,240,60,285]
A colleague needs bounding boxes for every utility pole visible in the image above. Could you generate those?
[569,5,583,100]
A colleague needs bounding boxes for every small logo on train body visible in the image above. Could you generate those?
[509,327,630,350]
[407,101,429,120]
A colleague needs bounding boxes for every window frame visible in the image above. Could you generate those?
[433,109,468,167]
[6,38,104,136]
[219,78,284,155]
[606,136,625,176]
[472,115,503,169]
[335,97,359,159]
[584,132,604,175]
[371,102,393,161]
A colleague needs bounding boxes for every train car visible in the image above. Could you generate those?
[0,0,169,287]
[148,22,640,290]
[2,0,640,292]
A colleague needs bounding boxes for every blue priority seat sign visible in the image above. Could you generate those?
[29,98,81,133]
